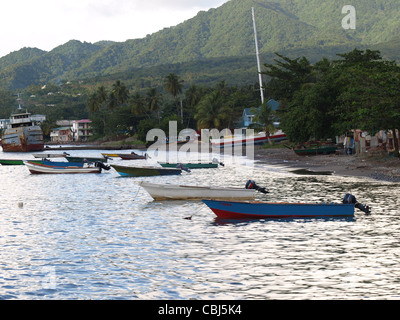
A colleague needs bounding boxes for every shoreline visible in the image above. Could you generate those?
[44,141,400,182]
[252,146,400,182]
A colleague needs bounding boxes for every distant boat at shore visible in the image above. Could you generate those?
[210,131,286,148]
[1,99,44,152]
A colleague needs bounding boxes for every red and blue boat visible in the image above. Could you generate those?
[202,194,370,219]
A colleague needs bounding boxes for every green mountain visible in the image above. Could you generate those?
[0,0,399,90]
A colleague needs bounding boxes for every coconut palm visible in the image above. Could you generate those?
[194,91,227,130]
[164,73,184,117]
[88,85,108,113]
[250,102,277,144]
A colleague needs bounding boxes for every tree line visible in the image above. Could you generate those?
[87,74,262,142]
[262,49,400,156]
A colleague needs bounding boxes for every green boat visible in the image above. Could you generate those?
[111,164,182,177]
[0,159,42,165]
[294,145,337,156]
[158,162,218,169]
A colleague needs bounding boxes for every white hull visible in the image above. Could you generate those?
[138,181,255,200]
[32,153,68,158]
[24,161,101,174]
[210,131,286,148]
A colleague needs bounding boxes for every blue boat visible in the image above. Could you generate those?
[41,160,84,167]
[202,194,370,219]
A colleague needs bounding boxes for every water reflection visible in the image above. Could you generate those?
[0,149,399,299]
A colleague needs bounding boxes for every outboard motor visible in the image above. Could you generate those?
[177,164,191,172]
[212,157,224,167]
[245,180,269,194]
[343,193,371,214]
[94,161,111,171]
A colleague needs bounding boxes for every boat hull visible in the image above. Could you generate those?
[117,154,147,160]
[111,164,182,177]
[1,126,44,152]
[139,182,255,200]
[158,162,218,169]
[211,132,286,148]
[0,159,42,165]
[294,146,337,156]
[202,200,355,219]
[24,161,101,174]
[66,156,108,163]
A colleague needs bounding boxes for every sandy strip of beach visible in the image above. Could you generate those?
[253,146,400,182]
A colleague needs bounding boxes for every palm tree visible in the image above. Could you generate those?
[88,85,108,113]
[130,92,149,118]
[164,73,183,117]
[194,91,226,130]
[112,80,129,105]
[250,102,277,144]
[146,88,162,124]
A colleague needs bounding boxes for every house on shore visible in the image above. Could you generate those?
[50,119,93,142]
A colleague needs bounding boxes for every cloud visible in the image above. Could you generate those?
[0,0,229,57]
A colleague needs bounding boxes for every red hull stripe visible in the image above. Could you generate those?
[211,208,351,219]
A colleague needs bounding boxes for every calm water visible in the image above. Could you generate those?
[0,148,399,300]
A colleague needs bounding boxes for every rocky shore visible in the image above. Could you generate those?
[253,146,400,182]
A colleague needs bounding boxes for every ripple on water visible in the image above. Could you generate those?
[0,150,399,299]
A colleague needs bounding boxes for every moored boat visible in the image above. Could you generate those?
[1,100,44,152]
[101,153,119,157]
[0,158,84,166]
[117,152,148,160]
[211,131,286,148]
[32,153,69,158]
[66,156,108,163]
[110,164,182,177]
[0,159,42,165]
[158,162,218,169]
[202,194,370,219]
[293,142,337,156]
[24,161,110,174]
[138,181,255,200]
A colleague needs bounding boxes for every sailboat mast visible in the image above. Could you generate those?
[252,7,264,105]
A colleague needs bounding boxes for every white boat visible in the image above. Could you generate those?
[138,181,256,201]
[210,131,286,148]
[32,152,69,158]
[24,161,103,174]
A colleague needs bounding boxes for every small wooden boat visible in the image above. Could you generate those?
[211,131,286,148]
[117,152,148,160]
[41,160,84,167]
[66,156,108,163]
[0,159,42,165]
[101,153,119,157]
[32,152,69,158]
[158,162,218,169]
[202,194,370,219]
[24,161,108,174]
[110,164,182,177]
[294,143,337,156]
[138,181,255,200]
[0,159,83,166]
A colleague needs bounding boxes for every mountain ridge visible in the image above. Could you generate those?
[0,0,399,90]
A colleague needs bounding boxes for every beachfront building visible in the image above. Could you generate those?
[0,119,10,130]
[240,99,280,128]
[72,119,93,142]
[50,127,73,143]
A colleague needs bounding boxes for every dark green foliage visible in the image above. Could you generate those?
[0,0,400,91]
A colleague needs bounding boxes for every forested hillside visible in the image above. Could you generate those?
[0,0,399,91]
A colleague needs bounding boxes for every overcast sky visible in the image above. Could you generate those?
[0,0,229,58]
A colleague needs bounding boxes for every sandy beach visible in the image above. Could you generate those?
[253,146,400,182]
